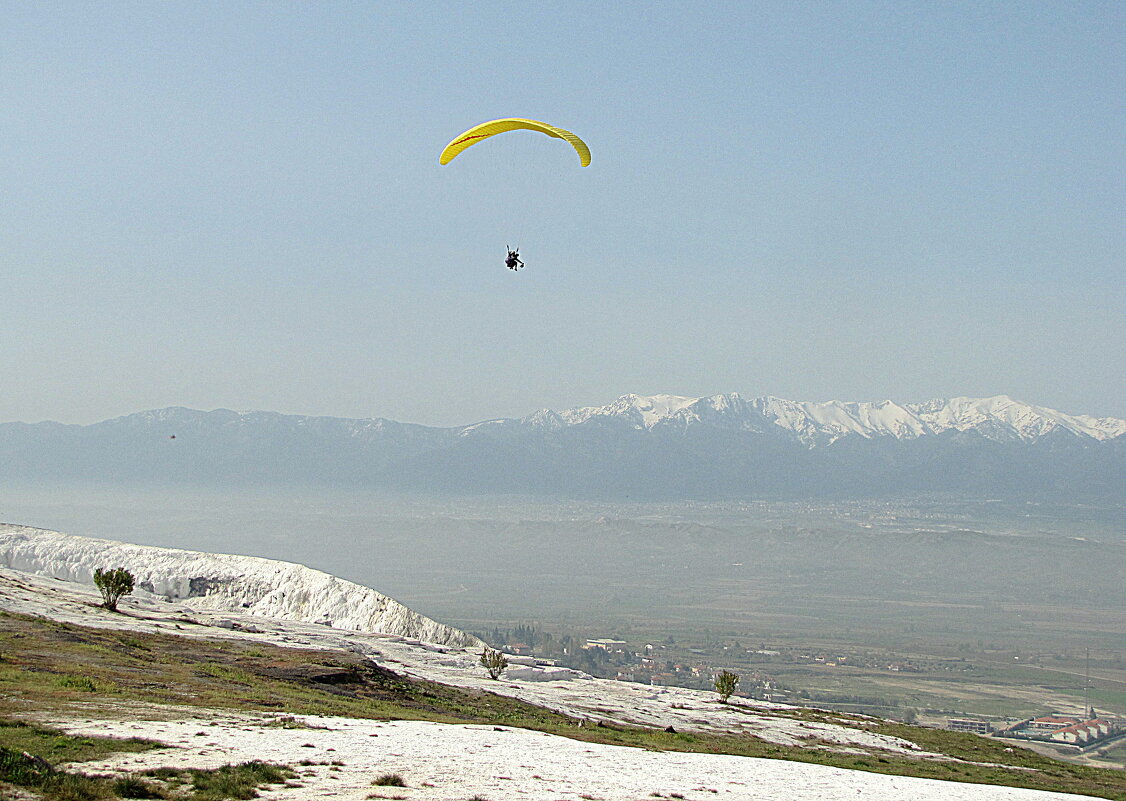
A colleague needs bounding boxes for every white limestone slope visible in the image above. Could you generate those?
[62,715,1101,801]
[0,524,478,648]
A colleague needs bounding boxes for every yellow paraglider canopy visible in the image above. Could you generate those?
[440,118,590,167]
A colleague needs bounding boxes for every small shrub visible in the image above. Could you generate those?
[93,567,135,612]
[112,774,165,798]
[189,761,295,800]
[42,771,117,800]
[55,675,102,693]
[141,767,183,781]
[372,772,406,786]
[479,647,508,680]
[713,670,739,703]
[262,716,309,729]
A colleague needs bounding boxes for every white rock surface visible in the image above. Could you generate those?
[58,713,1099,801]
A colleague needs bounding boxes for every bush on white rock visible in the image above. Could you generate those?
[0,524,479,648]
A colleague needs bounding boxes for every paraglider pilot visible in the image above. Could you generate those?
[505,247,524,271]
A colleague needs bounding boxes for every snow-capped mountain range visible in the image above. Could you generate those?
[528,393,1125,445]
[2,393,1122,500]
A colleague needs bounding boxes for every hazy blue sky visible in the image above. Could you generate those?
[2,2,1123,425]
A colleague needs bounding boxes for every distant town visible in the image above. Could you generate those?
[478,624,958,710]
[476,624,1125,756]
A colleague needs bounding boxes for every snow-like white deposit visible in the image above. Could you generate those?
[556,393,1126,444]
[58,715,1099,801]
[562,393,700,428]
[0,524,477,647]
[908,395,1125,442]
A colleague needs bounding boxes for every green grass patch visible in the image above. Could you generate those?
[184,761,296,800]
[1091,740,1126,766]
[0,717,156,763]
[196,663,253,684]
[0,745,162,801]
[1088,687,1126,710]
[112,774,166,798]
[0,718,162,800]
[55,674,117,693]
[0,745,54,786]
[0,718,293,801]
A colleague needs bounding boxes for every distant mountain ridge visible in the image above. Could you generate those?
[535,393,1125,444]
[2,394,1122,500]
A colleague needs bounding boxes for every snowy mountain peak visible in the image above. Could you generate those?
[550,393,1124,445]
[522,409,565,430]
[561,394,700,428]
[904,395,1126,443]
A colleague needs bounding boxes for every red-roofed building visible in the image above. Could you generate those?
[1048,719,1113,744]
[1029,715,1081,731]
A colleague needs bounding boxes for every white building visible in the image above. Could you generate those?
[585,638,628,652]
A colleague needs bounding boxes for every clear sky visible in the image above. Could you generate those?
[2,1,1123,425]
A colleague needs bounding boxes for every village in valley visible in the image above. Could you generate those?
[477,623,1126,761]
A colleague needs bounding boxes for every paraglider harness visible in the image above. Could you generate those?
[505,246,524,271]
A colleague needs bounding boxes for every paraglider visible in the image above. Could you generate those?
[439,118,590,167]
[441,118,589,271]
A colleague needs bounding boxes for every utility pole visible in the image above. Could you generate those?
[1084,647,1091,719]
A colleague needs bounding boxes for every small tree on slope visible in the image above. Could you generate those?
[714,670,740,703]
[479,647,509,680]
[93,567,135,612]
